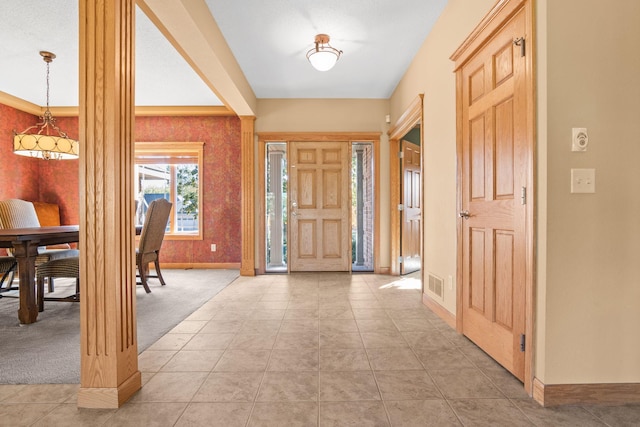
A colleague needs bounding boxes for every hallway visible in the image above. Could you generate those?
[0,272,638,426]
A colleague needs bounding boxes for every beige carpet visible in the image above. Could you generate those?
[0,269,238,384]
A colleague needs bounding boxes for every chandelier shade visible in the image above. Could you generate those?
[12,51,79,160]
[13,121,79,160]
[306,34,342,72]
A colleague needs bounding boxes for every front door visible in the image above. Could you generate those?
[401,140,421,274]
[458,7,529,380]
[289,141,351,271]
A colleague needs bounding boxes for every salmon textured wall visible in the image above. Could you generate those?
[0,103,242,265]
[37,116,80,225]
[0,104,41,202]
[135,116,242,264]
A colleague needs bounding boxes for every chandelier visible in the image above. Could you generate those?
[306,34,342,72]
[13,51,79,160]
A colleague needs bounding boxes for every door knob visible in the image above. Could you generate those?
[459,210,470,219]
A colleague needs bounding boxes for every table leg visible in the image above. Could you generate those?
[13,242,39,324]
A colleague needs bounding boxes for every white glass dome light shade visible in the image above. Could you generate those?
[308,49,339,71]
[306,34,342,72]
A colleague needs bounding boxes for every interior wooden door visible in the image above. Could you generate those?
[289,141,351,271]
[401,140,421,274]
[459,8,528,380]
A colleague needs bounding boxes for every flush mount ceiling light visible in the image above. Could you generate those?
[13,51,79,160]
[306,34,342,72]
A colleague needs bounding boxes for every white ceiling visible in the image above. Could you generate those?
[0,0,446,108]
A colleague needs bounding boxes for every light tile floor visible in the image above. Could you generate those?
[1,272,639,426]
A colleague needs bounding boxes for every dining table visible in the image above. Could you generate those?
[0,225,79,324]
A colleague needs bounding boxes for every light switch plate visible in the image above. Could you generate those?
[571,168,595,193]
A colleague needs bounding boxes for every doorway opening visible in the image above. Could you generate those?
[389,95,423,276]
[399,126,421,275]
[264,141,375,273]
[258,133,381,274]
[352,142,374,272]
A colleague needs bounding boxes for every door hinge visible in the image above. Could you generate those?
[514,37,525,57]
[398,256,404,263]
[520,334,526,352]
[398,151,404,159]
[398,204,404,211]
[521,186,527,205]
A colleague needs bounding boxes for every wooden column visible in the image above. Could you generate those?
[77,0,140,408]
[240,116,256,276]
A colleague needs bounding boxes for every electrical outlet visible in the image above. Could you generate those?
[448,275,454,291]
[210,244,217,252]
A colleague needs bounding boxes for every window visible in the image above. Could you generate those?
[134,142,204,240]
[265,142,288,272]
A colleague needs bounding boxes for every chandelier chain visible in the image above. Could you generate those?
[45,60,50,111]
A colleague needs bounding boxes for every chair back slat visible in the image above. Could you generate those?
[0,199,41,229]
[139,199,172,254]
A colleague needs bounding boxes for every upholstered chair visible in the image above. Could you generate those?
[0,256,17,293]
[137,198,172,293]
[36,256,79,312]
[0,199,78,292]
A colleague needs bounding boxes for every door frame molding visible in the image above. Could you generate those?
[451,0,536,394]
[257,132,382,274]
[388,95,424,276]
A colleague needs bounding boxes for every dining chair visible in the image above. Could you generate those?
[36,256,79,312]
[0,256,17,294]
[0,215,16,294]
[137,198,172,293]
[0,199,78,292]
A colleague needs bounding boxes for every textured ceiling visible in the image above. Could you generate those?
[0,1,221,107]
[205,0,446,99]
[0,0,446,107]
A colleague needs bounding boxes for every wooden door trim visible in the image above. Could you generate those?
[258,132,381,142]
[389,96,423,141]
[240,116,256,276]
[257,138,267,275]
[257,132,382,274]
[450,0,526,66]
[452,0,535,395]
[388,95,424,276]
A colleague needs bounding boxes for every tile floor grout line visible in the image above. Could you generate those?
[383,294,466,426]
[580,405,616,427]
[243,296,287,427]
[170,398,192,427]
[355,302,394,426]
[504,395,551,427]
[317,294,322,423]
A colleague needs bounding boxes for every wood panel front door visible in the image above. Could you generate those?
[401,140,421,274]
[456,4,531,381]
[289,141,351,271]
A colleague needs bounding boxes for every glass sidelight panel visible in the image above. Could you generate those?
[266,143,288,272]
[352,142,374,272]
